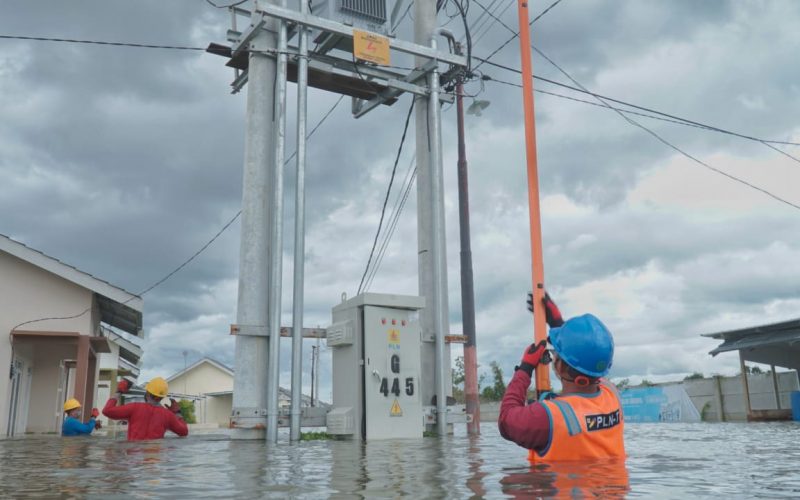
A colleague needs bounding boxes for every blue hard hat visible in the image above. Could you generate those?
[549,314,614,378]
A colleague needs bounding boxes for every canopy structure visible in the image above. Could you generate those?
[703,318,800,421]
[704,318,800,371]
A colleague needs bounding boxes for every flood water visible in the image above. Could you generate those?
[1,423,798,498]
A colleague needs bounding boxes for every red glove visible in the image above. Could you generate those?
[516,340,550,376]
[117,379,132,394]
[94,421,103,430]
[527,291,564,328]
[91,408,99,418]
[168,398,181,414]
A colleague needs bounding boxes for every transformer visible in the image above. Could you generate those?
[310,0,390,53]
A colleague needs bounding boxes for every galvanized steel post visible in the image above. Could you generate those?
[231,19,275,439]
[289,0,310,442]
[266,0,289,443]
[414,0,451,435]
[428,35,448,436]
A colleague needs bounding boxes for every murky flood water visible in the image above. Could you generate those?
[1,423,798,498]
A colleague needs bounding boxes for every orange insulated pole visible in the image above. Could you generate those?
[516,0,550,394]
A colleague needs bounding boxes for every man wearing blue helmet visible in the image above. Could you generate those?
[498,293,626,463]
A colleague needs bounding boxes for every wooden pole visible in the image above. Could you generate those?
[516,0,550,394]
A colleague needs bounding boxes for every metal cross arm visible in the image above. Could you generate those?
[353,60,452,118]
[254,3,467,68]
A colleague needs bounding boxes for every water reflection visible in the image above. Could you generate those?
[500,459,629,498]
[0,424,799,498]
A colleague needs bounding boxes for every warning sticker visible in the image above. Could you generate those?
[353,29,391,66]
[390,399,403,417]
[388,328,400,345]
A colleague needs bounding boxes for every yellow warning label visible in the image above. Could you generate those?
[353,29,391,66]
[390,399,403,417]
[388,328,400,345]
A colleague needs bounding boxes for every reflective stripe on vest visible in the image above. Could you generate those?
[528,383,626,463]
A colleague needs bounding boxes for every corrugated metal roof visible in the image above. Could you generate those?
[708,328,800,355]
[701,317,800,340]
[702,317,800,368]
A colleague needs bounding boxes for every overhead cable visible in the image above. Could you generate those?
[9,93,345,332]
[364,154,417,291]
[6,31,795,148]
[0,34,204,51]
[474,55,800,149]
[357,99,416,295]
[472,0,563,71]
[530,45,800,211]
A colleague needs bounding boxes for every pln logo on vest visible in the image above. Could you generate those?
[585,409,621,432]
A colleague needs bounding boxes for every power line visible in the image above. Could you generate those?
[205,0,249,8]
[529,45,800,211]
[472,0,563,71]
[10,93,345,332]
[473,55,800,150]
[364,154,417,291]
[357,99,416,295]
[485,75,756,131]
[0,34,205,51]
[473,0,516,45]
[8,30,796,151]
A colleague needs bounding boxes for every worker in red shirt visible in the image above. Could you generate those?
[499,294,625,463]
[103,377,189,441]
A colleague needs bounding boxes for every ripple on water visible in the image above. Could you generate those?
[1,423,799,498]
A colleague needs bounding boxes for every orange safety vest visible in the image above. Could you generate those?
[528,382,625,463]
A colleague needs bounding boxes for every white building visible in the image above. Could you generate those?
[0,234,143,436]
[166,357,321,427]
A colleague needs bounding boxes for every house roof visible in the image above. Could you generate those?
[100,326,143,367]
[702,317,800,370]
[166,357,234,382]
[1,233,143,336]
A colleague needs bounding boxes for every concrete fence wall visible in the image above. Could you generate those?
[476,370,800,424]
[684,371,799,422]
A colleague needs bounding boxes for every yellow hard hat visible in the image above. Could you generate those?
[145,377,169,399]
[63,398,81,412]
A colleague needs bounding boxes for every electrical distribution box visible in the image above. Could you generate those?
[326,293,424,440]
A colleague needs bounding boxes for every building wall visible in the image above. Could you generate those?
[684,371,799,422]
[168,362,233,426]
[205,394,233,426]
[98,343,120,371]
[169,362,233,397]
[0,251,94,435]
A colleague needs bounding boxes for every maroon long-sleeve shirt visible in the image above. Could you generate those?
[103,398,188,441]
[498,369,551,451]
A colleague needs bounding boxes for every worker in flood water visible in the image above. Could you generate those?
[499,294,625,463]
[103,377,189,441]
[62,398,101,436]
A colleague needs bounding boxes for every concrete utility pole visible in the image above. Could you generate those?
[414,1,451,436]
[231,20,277,440]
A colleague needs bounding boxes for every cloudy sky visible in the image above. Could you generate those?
[2,0,799,399]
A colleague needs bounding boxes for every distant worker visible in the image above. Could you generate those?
[499,293,625,463]
[103,377,189,441]
[62,398,101,436]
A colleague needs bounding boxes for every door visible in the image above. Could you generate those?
[363,305,422,439]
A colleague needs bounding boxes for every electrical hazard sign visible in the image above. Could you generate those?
[388,328,400,346]
[353,29,391,66]
[390,399,403,417]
